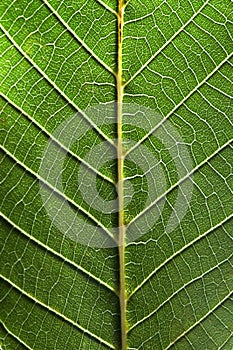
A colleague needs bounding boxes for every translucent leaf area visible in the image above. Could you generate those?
[0,0,233,349]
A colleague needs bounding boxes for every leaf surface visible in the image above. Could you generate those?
[0,0,233,349]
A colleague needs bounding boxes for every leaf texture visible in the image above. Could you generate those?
[0,0,233,349]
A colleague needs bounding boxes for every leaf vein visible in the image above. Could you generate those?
[0,322,33,350]
[125,52,233,157]
[0,144,117,244]
[41,0,116,75]
[0,212,117,295]
[127,139,233,228]
[0,92,115,185]
[164,291,232,349]
[0,23,116,149]
[128,255,232,332]
[0,275,115,349]
[128,212,233,298]
[95,0,118,16]
[124,0,210,87]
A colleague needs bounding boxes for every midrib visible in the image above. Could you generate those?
[117,1,127,349]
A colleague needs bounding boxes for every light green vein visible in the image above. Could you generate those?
[128,212,233,299]
[127,255,232,332]
[165,291,233,349]
[0,212,117,295]
[125,52,233,157]
[0,92,115,185]
[205,81,233,99]
[0,144,117,245]
[127,139,233,228]
[215,310,233,333]
[0,23,116,149]
[193,15,228,55]
[124,0,210,87]
[0,323,33,350]
[41,0,116,75]
[219,335,233,350]
[0,275,115,349]
[198,89,233,121]
[95,0,118,16]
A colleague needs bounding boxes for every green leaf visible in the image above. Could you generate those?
[0,1,233,349]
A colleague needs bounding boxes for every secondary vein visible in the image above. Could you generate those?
[0,23,116,149]
[0,212,117,295]
[1,144,117,245]
[1,275,115,349]
[0,92,115,185]
[41,0,116,76]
